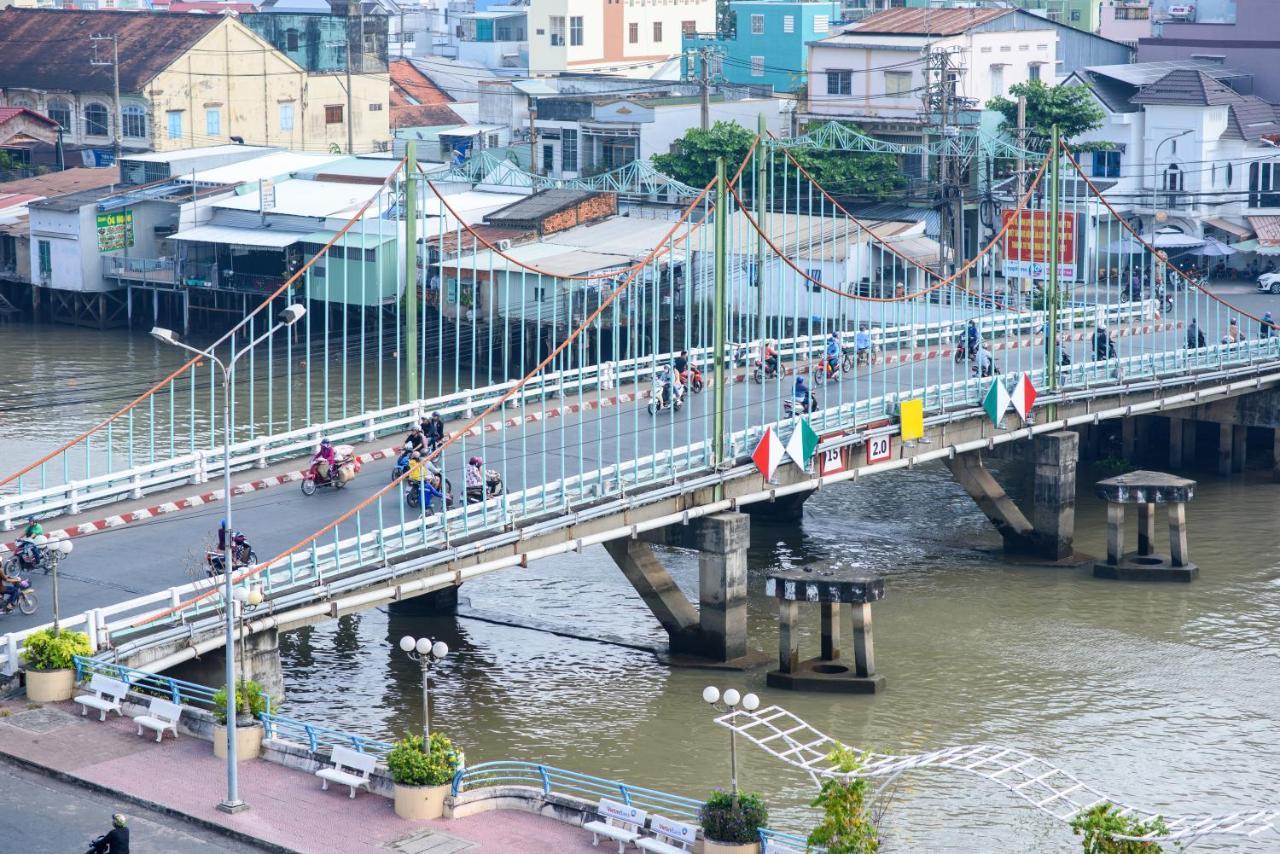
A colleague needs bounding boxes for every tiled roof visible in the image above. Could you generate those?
[1223,96,1280,142]
[390,59,464,129]
[0,167,118,197]
[0,107,57,127]
[1130,69,1241,107]
[0,9,222,93]
[851,7,1010,36]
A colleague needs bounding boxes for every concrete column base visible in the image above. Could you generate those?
[1093,555,1198,583]
[165,627,284,702]
[389,586,460,616]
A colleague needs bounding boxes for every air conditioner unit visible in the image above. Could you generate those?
[496,239,512,250]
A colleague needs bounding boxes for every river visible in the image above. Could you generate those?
[3,323,1279,851]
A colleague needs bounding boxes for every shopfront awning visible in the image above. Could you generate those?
[168,224,310,248]
[1247,215,1280,249]
[1202,217,1252,239]
[1231,238,1280,256]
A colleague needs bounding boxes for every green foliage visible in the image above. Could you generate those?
[1071,804,1168,854]
[651,121,756,189]
[807,747,880,854]
[21,629,91,672]
[1095,455,1134,478]
[386,732,464,787]
[987,81,1106,148]
[786,145,905,201]
[700,790,769,844]
[211,679,269,725]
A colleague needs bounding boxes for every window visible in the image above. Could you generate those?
[827,70,851,96]
[205,108,220,137]
[1000,44,1012,52]
[750,13,763,33]
[1070,9,1080,21]
[369,102,382,111]
[884,70,911,96]
[1227,162,1233,187]
[84,103,109,137]
[1028,62,1042,83]
[549,15,565,45]
[653,21,662,41]
[121,105,146,138]
[37,240,50,277]
[562,128,577,171]
[280,103,294,131]
[1163,163,1183,191]
[989,64,1005,98]
[1190,54,1225,64]
[1249,162,1280,208]
[813,14,828,33]
[782,15,794,32]
[805,268,822,292]
[629,22,638,43]
[1091,150,1120,179]
[1116,5,1149,18]
[543,144,554,173]
[166,110,183,140]
[682,20,696,36]
[980,46,992,53]
[47,99,71,131]
[751,56,764,77]
[325,105,344,124]
[286,28,299,51]
[569,15,583,46]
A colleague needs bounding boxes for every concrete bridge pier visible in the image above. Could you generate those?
[946,431,1078,561]
[605,512,751,664]
[388,586,460,616]
[163,627,285,703]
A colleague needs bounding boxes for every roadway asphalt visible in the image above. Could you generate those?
[0,759,260,853]
[0,295,1232,636]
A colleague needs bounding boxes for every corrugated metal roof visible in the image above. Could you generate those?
[484,189,604,225]
[851,7,1011,35]
[213,179,379,218]
[169,223,311,247]
[1086,60,1252,88]
[184,152,347,185]
[0,167,118,197]
[123,145,276,164]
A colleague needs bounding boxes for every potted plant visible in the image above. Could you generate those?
[21,628,91,703]
[699,790,767,854]
[386,732,464,820]
[211,680,269,761]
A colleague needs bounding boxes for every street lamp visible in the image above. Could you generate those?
[1150,129,1192,287]
[232,584,265,711]
[702,686,760,796]
[151,303,305,815]
[399,635,449,742]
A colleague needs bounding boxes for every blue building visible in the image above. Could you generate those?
[683,0,840,94]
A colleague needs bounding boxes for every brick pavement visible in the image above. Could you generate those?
[0,699,600,853]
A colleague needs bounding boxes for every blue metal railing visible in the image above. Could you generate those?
[451,760,703,822]
[73,655,219,709]
[760,828,821,853]
[258,712,393,758]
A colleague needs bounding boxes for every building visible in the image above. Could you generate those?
[1137,0,1280,102]
[1099,0,1153,45]
[903,0,1102,34]
[0,107,60,175]
[683,0,839,94]
[455,7,529,69]
[526,0,716,79]
[389,59,467,132]
[0,9,390,157]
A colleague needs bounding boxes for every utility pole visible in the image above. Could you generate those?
[712,156,727,497]
[1047,124,1061,419]
[922,45,965,276]
[528,97,538,176]
[1016,94,1030,294]
[754,112,767,353]
[699,46,712,131]
[405,141,419,403]
[89,34,121,166]
[344,37,355,154]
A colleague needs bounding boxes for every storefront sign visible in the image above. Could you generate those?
[96,210,133,252]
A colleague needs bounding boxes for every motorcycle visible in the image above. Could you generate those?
[391,445,415,481]
[679,365,705,394]
[405,476,453,512]
[647,378,684,415]
[812,357,841,386]
[0,575,37,616]
[4,535,70,577]
[750,357,780,384]
[465,470,504,504]
[301,448,359,496]
[783,393,818,418]
[206,533,257,577]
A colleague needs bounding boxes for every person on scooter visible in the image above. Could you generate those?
[794,375,815,413]
[424,412,446,452]
[404,425,426,454]
[965,320,980,359]
[825,332,841,377]
[14,517,43,569]
[974,346,996,378]
[854,324,872,365]
[658,364,682,409]
[673,349,689,378]
[1092,326,1116,361]
[88,813,129,853]
[763,339,779,376]
[465,456,485,501]
[0,564,22,613]
[312,439,336,484]
[407,452,444,512]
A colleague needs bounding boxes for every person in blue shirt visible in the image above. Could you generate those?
[825,332,841,376]
[854,324,872,365]
[965,320,980,356]
[1261,312,1275,340]
[793,375,814,412]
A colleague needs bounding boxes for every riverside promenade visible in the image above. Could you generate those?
[0,698,599,853]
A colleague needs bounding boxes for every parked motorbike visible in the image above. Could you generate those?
[0,576,36,616]
[647,378,684,415]
[3,535,70,577]
[465,470,504,504]
[206,532,257,577]
[301,448,359,496]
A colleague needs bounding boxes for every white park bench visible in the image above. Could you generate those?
[316,746,377,799]
[584,799,647,853]
[637,814,698,854]
[73,675,129,722]
[132,698,181,742]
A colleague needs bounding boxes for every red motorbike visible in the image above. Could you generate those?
[679,365,705,393]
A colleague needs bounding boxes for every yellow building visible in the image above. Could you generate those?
[0,9,390,156]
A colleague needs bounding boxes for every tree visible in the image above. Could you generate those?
[651,120,755,189]
[987,80,1106,148]
[784,146,905,201]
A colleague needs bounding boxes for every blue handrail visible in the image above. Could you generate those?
[760,828,822,853]
[258,712,393,758]
[73,655,219,709]
[452,760,702,821]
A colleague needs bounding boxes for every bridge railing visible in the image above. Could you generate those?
[0,300,1150,527]
[72,655,219,708]
[259,712,393,757]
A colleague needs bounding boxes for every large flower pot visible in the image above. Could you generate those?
[213,722,263,761]
[25,668,74,703]
[394,783,450,820]
[699,841,761,854]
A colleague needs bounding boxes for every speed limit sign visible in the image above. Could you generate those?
[866,434,891,464]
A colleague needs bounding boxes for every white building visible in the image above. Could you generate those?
[526,0,715,79]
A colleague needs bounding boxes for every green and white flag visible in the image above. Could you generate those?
[785,418,819,470]
[982,378,1010,427]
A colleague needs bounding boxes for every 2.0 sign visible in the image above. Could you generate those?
[866,434,891,464]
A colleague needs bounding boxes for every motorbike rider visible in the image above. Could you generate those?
[1092,326,1116,361]
[824,332,841,377]
[312,438,336,484]
[673,349,689,378]
[215,520,249,567]
[974,346,996,378]
[965,320,981,358]
[763,339,779,376]
[854,323,873,364]
[465,456,486,500]
[16,516,43,569]
[407,452,445,511]
[1262,312,1275,340]
[424,412,446,452]
[658,364,683,409]
[89,813,130,854]
[404,425,426,454]
[0,563,22,613]
[793,375,815,413]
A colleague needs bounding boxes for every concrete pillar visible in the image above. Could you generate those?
[1106,502,1125,565]
[694,513,750,662]
[1183,419,1198,465]
[1168,502,1189,567]
[603,539,699,650]
[1121,418,1137,461]
[389,586,459,616]
[1167,416,1184,469]
[778,600,799,674]
[1032,431,1078,561]
[820,602,841,661]
[165,628,283,704]
[1137,503,1155,556]
[945,452,1037,555]
[1218,423,1233,476]
[1273,429,1280,482]
[1232,425,1247,474]
[850,603,875,679]
[1135,417,1151,466]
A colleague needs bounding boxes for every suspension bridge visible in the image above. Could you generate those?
[0,125,1278,844]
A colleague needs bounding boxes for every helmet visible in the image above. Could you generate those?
[469,456,482,466]
[432,411,441,419]
[221,518,228,529]
[113,814,127,829]
[321,438,332,447]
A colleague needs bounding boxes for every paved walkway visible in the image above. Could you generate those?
[0,699,599,854]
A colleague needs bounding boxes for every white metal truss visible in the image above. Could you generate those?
[715,705,1279,844]
[776,120,1043,162]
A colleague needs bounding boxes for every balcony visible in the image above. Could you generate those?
[102,256,176,285]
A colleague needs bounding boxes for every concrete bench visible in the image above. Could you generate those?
[316,746,377,799]
[74,674,129,722]
[584,798,646,853]
[637,814,697,854]
[132,698,181,743]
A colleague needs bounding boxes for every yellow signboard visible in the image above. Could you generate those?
[899,398,924,441]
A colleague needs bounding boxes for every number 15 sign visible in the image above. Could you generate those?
[866,434,892,464]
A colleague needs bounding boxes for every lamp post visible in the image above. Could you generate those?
[1150,129,1192,287]
[702,686,760,797]
[232,584,265,702]
[399,635,449,742]
[151,303,305,815]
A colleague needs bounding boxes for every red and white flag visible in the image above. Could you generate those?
[752,427,784,481]
[1011,373,1038,421]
